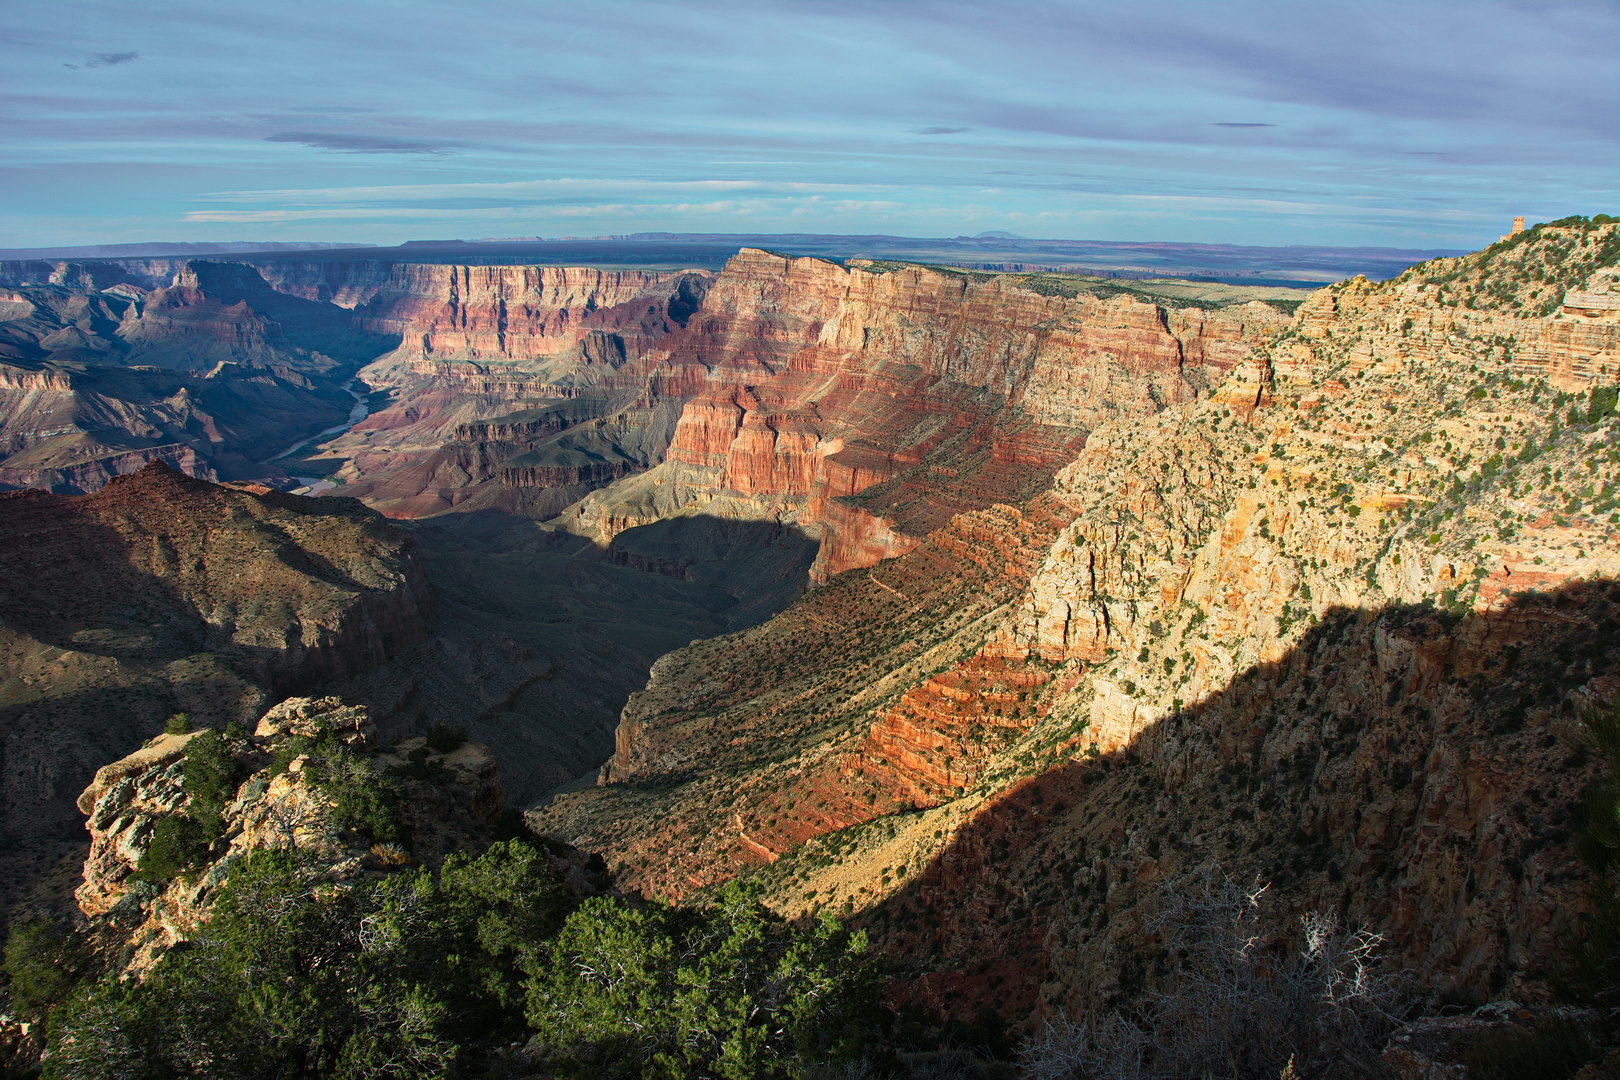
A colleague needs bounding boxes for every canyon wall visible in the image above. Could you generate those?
[353,264,708,362]
[558,250,1285,583]
[0,260,396,492]
[308,265,711,518]
[1,248,1285,566]
[532,222,1620,1030]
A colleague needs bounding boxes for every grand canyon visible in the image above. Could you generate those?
[3,217,1619,1077]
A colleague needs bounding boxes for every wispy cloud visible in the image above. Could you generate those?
[62,50,137,69]
[192,178,873,206]
[4,0,1614,248]
[263,131,460,155]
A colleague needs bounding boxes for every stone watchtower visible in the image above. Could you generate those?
[1500,216,1526,242]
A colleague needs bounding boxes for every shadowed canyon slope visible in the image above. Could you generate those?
[531,220,1620,1028]
[0,464,429,912]
[0,462,743,922]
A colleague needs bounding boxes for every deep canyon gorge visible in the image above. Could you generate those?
[3,219,1619,1075]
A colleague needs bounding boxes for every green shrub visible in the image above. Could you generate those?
[312,753,410,846]
[526,881,883,1079]
[1568,698,1620,1003]
[162,712,192,736]
[1589,385,1619,425]
[135,813,210,884]
[390,745,451,783]
[267,734,312,777]
[45,841,569,1079]
[182,729,244,838]
[3,915,93,1024]
[424,722,468,753]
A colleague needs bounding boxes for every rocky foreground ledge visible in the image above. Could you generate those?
[71,696,600,980]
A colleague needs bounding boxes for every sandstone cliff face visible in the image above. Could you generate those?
[121,260,391,374]
[561,251,1283,583]
[533,225,1620,1030]
[353,264,708,363]
[73,696,505,977]
[1282,222,1620,393]
[308,268,711,518]
[0,464,430,918]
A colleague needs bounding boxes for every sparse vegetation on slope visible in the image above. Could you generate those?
[1406,215,1619,318]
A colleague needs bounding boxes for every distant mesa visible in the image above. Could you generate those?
[0,240,374,260]
[398,239,477,248]
[0,233,1466,284]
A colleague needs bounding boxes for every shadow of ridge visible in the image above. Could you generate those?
[0,465,439,911]
[0,466,428,661]
[413,496,822,629]
[859,579,1620,1038]
[603,513,820,616]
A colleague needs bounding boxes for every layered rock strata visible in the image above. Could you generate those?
[352,264,708,362]
[559,250,1284,583]
[0,260,396,491]
[312,268,711,518]
[533,497,1078,898]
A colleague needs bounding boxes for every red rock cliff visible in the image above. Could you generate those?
[571,250,1283,580]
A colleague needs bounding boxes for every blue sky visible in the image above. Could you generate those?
[2,0,1615,249]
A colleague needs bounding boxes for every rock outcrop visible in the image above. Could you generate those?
[73,697,506,977]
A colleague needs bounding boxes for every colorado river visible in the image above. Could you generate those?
[270,379,370,463]
[268,380,370,494]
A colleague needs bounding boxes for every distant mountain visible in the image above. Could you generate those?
[0,233,1468,285]
[0,241,375,260]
